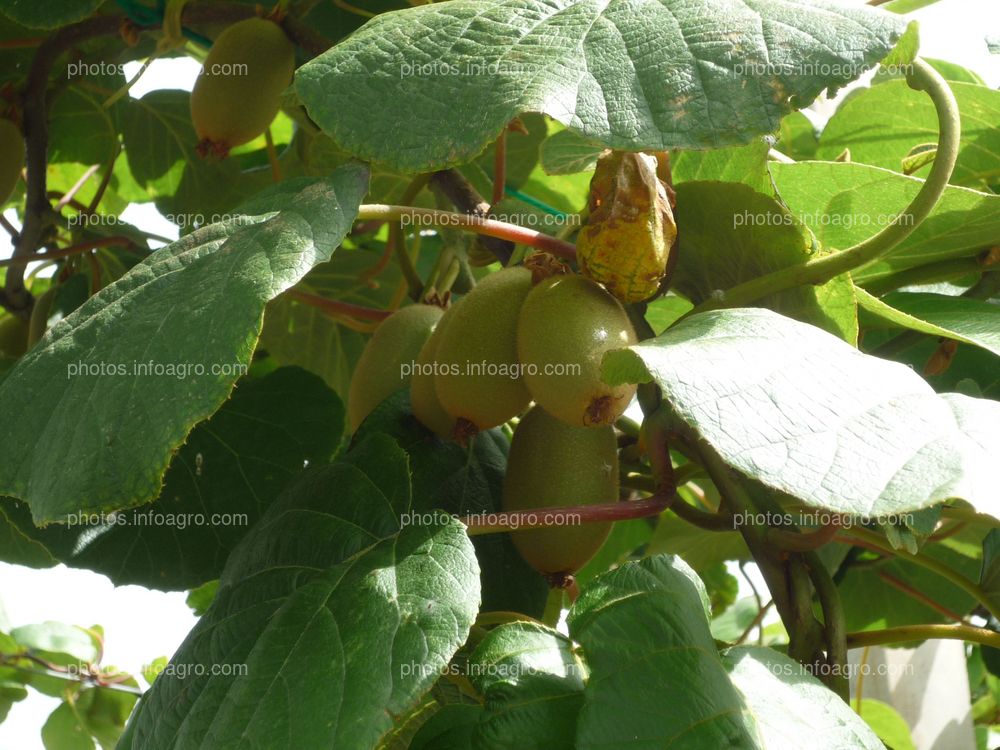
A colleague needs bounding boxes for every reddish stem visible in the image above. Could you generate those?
[0,236,134,268]
[460,494,671,535]
[285,289,392,322]
[357,205,577,260]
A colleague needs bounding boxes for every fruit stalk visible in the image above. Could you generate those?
[846,624,1000,650]
[356,204,577,259]
[459,494,671,535]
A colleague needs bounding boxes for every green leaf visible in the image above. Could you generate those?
[0,165,368,523]
[770,161,1000,283]
[355,389,549,617]
[296,0,906,173]
[855,698,916,750]
[76,686,139,750]
[476,112,547,189]
[774,111,819,161]
[468,622,585,749]
[602,308,1000,517]
[723,646,884,749]
[0,0,105,29]
[882,0,941,11]
[539,129,603,176]
[981,530,1000,610]
[42,701,95,750]
[0,678,28,723]
[49,85,122,166]
[647,509,750,571]
[838,535,980,630]
[859,289,1000,358]
[1,367,344,589]
[644,294,694,334]
[672,181,858,343]
[671,141,771,194]
[711,596,762,643]
[0,500,58,568]
[568,555,754,748]
[575,518,652,585]
[409,704,483,750]
[141,656,167,688]
[120,90,243,217]
[121,435,481,750]
[185,580,218,617]
[817,80,1000,188]
[920,58,987,86]
[11,621,98,663]
[260,245,403,398]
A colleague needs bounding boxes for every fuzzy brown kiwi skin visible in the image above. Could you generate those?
[517,273,637,428]
[347,304,444,434]
[433,267,533,432]
[502,405,618,576]
[190,18,296,158]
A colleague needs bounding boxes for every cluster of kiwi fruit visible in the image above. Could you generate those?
[349,256,638,580]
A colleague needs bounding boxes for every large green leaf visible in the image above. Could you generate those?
[355,389,549,617]
[602,308,1000,518]
[539,129,603,176]
[647,510,751,571]
[838,533,981,630]
[672,181,858,343]
[770,161,1000,283]
[468,622,585,749]
[49,84,122,166]
[0,0,104,28]
[568,555,755,748]
[121,90,243,217]
[817,79,1000,188]
[671,141,771,194]
[296,0,906,173]
[859,289,1000,358]
[260,245,403,398]
[120,435,481,750]
[1,367,344,590]
[0,165,369,523]
[722,646,884,748]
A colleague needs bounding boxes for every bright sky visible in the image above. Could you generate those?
[1,1,998,747]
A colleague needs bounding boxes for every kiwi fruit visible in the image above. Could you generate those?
[347,304,444,433]
[434,267,533,435]
[190,18,295,158]
[518,274,637,427]
[0,118,24,205]
[502,405,618,577]
[0,315,29,359]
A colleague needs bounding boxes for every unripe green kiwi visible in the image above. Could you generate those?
[347,304,444,433]
[410,304,459,439]
[0,315,29,359]
[502,406,618,576]
[434,267,533,434]
[518,274,637,427]
[27,286,57,349]
[190,18,295,158]
[0,119,25,205]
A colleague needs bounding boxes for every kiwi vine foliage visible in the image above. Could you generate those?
[0,1,997,749]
